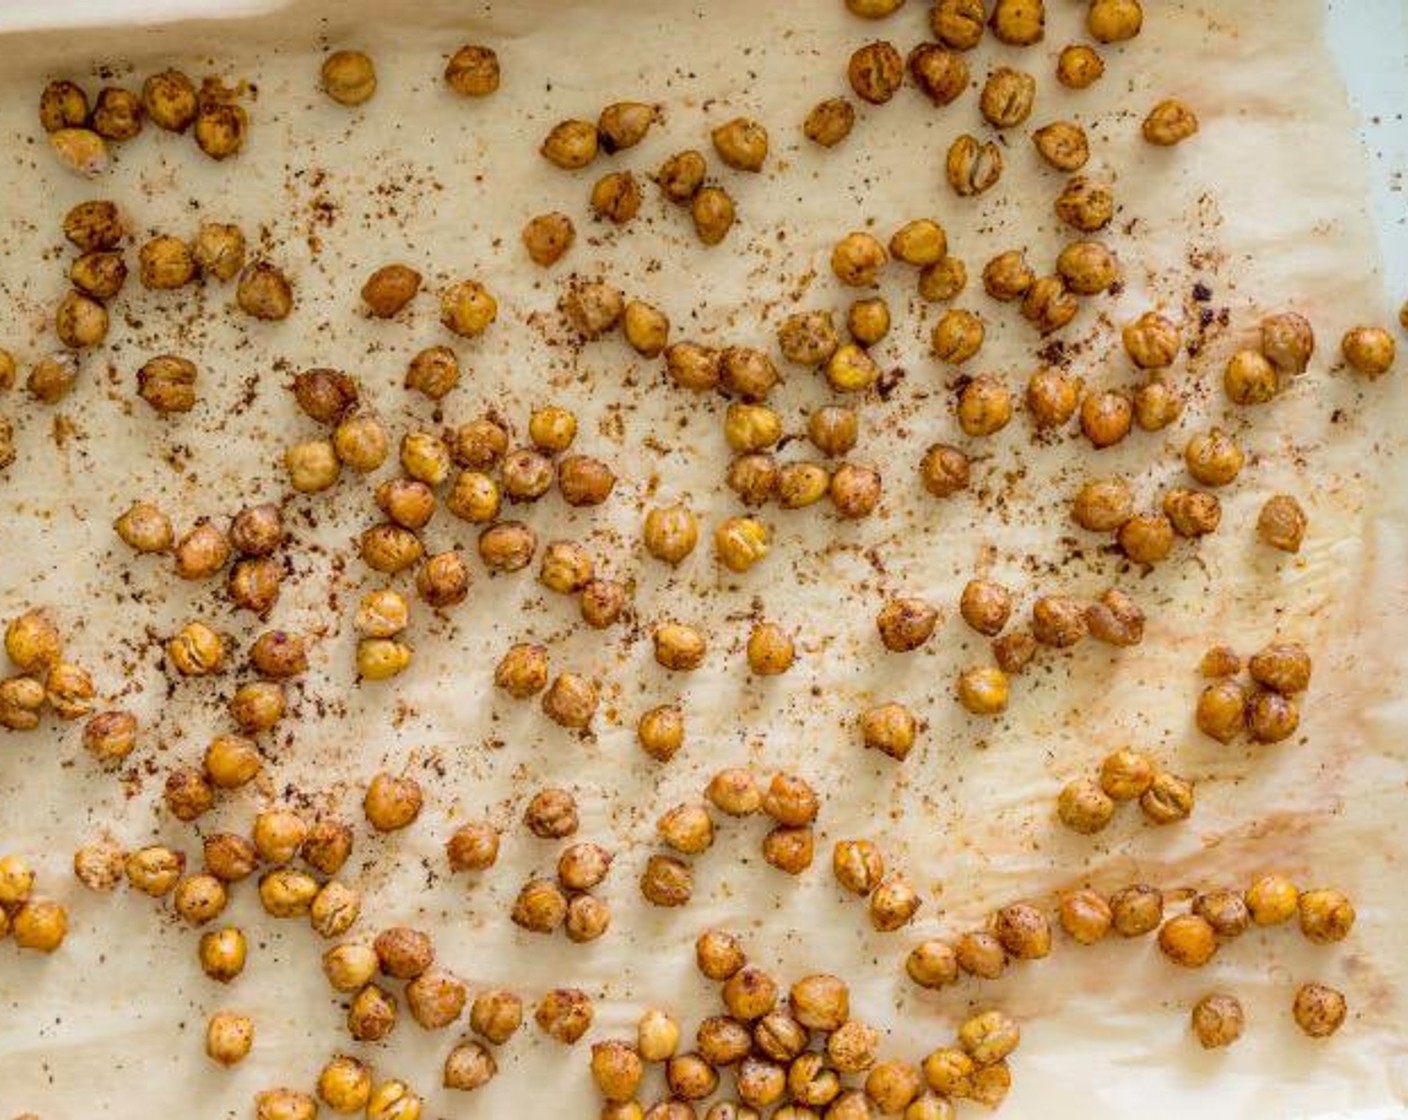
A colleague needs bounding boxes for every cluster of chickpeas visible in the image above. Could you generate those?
[499,788,615,943]
[1195,640,1310,746]
[1056,747,1194,835]
[831,838,924,933]
[0,853,69,954]
[590,927,1020,1117]
[1,609,97,732]
[39,68,248,175]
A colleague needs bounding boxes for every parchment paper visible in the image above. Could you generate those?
[0,1,1405,1117]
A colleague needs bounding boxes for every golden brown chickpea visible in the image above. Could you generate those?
[831,838,884,895]
[1185,427,1245,486]
[831,232,888,287]
[176,873,230,926]
[542,672,599,729]
[165,765,216,821]
[640,854,692,907]
[364,772,423,832]
[664,339,720,390]
[74,838,126,892]
[887,221,946,271]
[45,660,95,719]
[0,676,42,728]
[1060,888,1113,944]
[595,100,654,151]
[711,117,768,172]
[592,170,643,224]
[848,40,905,104]
[1193,890,1250,940]
[1122,311,1181,369]
[1118,513,1175,564]
[1189,993,1245,1049]
[624,299,671,357]
[1200,645,1243,678]
[1080,388,1133,449]
[1055,176,1115,232]
[443,1043,499,1095]
[848,297,891,345]
[906,1094,957,1120]
[828,462,881,519]
[319,48,376,105]
[249,629,308,679]
[932,0,985,48]
[789,975,850,1035]
[361,263,420,318]
[1195,679,1248,743]
[777,462,831,510]
[259,867,319,918]
[478,521,538,572]
[522,787,579,841]
[746,622,795,676]
[758,772,817,827]
[69,250,126,300]
[319,1054,373,1111]
[360,523,423,574]
[356,639,412,681]
[1023,276,1080,334]
[954,933,1007,983]
[658,803,715,855]
[142,69,197,131]
[706,768,763,816]
[1298,888,1355,944]
[445,43,499,95]
[204,1011,254,1068]
[994,903,1051,960]
[1158,914,1218,967]
[559,454,617,507]
[668,1053,719,1100]
[905,939,959,990]
[519,212,576,269]
[55,290,109,349]
[48,126,108,176]
[1132,378,1182,431]
[1110,883,1164,937]
[555,842,612,893]
[1248,642,1311,695]
[464,988,522,1046]
[847,0,904,14]
[921,1047,974,1098]
[959,1008,1021,1066]
[1057,777,1114,833]
[906,44,968,107]
[87,710,140,764]
[627,703,683,763]
[1049,245,1115,300]
[1257,495,1308,553]
[957,374,1013,437]
[198,926,247,982]
[1140,771,1195,825]
[1293,982,1347,1038]
[39,79,89,132]
[1085,592,1148,646]
[406,967,468,1029]
[376,478,436,533]
[251,808,307,865]
[866,1059,922,1114]
[946,134,1003,197]
[1143,98,1199,146]
[980,67,1036,129]
[5,609,62,673]
[656,148,708,204]
[930,309,984,363]
[1088,0,1142,40]
[255,1089,318,1120]
[25,351,77,403]
[591,1040,645,1103]
[1092,748,1151,802]
[63,199,124,252]
[693,928,746,983]
[540,118,599,170]
[956,665,1010,715]
[293,367,359,425]
[804,97,856,148]
[565,280,627,341]
[753,1012,807,1067]
[373,925,434,980]
[714,515,771,571]
[139,235,195,290]
[126,844,185,897]
[1262,311,1316,375]
[788,1052,840,1107]
[237,261,294,320]
[991,0,1045,43]
[1017,371,1076,432]
[348,983,398,1041]
[203,832,258,883]
[826,343,881,393]
[440,278,497,336]
[860,701,917,761]
[875,597,938,653]
[1162,488,1220,538]
[870,873,922,931]
[723,404,781,454]
[723,965,779,1019]
[720,346,779,400]
[982,250,1034,302]
[1223,348,1278,405]
[1070,477,1132,533]
[539,539,593,594]
[322,943,379,993]
[765,825,816,875]
[172,521,230,581]
[697,1016,752,1068]
[917,257,967,305]
[1033,120,1090,171]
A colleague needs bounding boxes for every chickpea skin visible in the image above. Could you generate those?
[1341,326,1395,375]
[848,40,905,104]
[1143,99,1199,146]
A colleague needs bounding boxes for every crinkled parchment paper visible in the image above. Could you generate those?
[0,1,1405,1116]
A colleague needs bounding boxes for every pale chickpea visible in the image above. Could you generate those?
[322,943,379,992]
[73,837,125,891]
[192,222,246,281]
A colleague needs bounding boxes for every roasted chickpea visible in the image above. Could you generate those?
[1057,777,1114,834]
[831,232,888,287]
[898,39,959,103]
[40,80,89,132]
[48,127,108,177]
[73,838,126,892]
[254,1089,317,1120]
[664,339,720,390]
[445,43,499,95]
[865,1059,922,1114]
[930,309,984,364]
[520,211,576,268]
[68,250,126,300]
[558,454,616,506]
[715,516,771,571]
[405,967,468,1029]
[848,297,891,346]
[127,845,185,896]
[45,660,95,719]
[360,263,420,318]
[319,49,376,106]
[657,803,714,856]
[833,838,885,894]
[723,966,779,1019]
[1106,884,1162,938]
[906,939,959,989]
[764,826,815,876]
[541,672,598,729]
[348,983,398,1041]
[848,40,905,104]
[946,134,1003,196]
[236,262,294,320]
[1143,99,1199,146]
[139,235,195,291]
[1033,120,1090,171]
[982,250,1035,302]
[1184,427,1245,486]
[656,148,707,203]
[63,200,123,252]
[5,609,63,674]
[1132,378,1183,431]
[1080,388,1133,448]
[1293,982,1347,1038]
[363,772,423,832]
[1088,0,1142,40]
[1158,914,1219,968]
[293,368,359,425]
[956,665,1009,715]
[1162,488,1221,538]
[1118,514,1175,564]
[322,943,379,992]
[870,873,922,931]
[190,221,245,282]
[258,867,319,918]
[1059,889,1113,944]
[140,70,198,132]
[462,988,522,1047]
[931,0,985,48]
[1019,370,1076,430]
[1193,890,1250,940]
[826,343,881,393]
[918,256,968,302]
[1262,311,1316,375]
[54,290,109,349]
[356,638,412,681]
[1055,176,1115,232]
[921,1047,974,1098]
[705,768,763,816]
[980,67,1036,129]
[746,622,795,676]
[991,0,1045,44]
[1298,888,1355,944]
[360,523,423,573]
[592,171,643,224]
[319,1055,373,1112]
[622,299,670,357]
[1187,992,1244,1049]
[176,874,229,926]
[640,854,692,907]
[164,765,216,821]
[804,97,856,147]
[1257,494,1308,553]
[479,521,537,572]
[753,1011,806,1064]
[198,926,247,982]
[993,903,1051,960]
[1023,276,1079,334]
[876,597,939,653]
[446,470,500,524]
[203,832,258,883]
[374,478,436,534]
[1223,348,1278,405]
[711,116,768,172]
[26,351,78,403]
[860,702,917,761]
[1140,771,1194,825]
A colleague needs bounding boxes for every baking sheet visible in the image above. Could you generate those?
[1,1,1406,1117]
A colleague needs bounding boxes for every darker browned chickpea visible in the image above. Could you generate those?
[521,211,576,268]
[193,82,248,158]
[591,170,642,224]
[143,69,198,131]
[828,462,880,519]
[640,854,692,908]
[1293,982,1347,1038]
[445,44,500,96]
[711,117,768,172]
[956,374,1012,436]
[174,520,231,580]
[228,557,281,615]
[1031,595,1087,648]
[876,598,938,653]
[249,630,307,679]
[554,454,614,507]
[1118,514,1175,564]
[580,579,627,629]
[293,368,359,424]
[1033,121,1089,171]
[164,765,215,822]
[1110,884,1163,937]
[1193,890,1249,940]
[361,264,421,318]
[655,148,707,204]
[228,504,283,558]
[908,44,969,106]
[237,262,294,321]
[980,67,1036,129]
[859,701,916,762]
[133,354,195,413]
[848,40,905,104]
[803,97,856,149]
[1247,642,1311,695]
[523,787,578,840]
[1257,495,1307,553]
[930,309,984,364]
[536,987,594,1044]
[955,579,1010,636]
[40,80,89,132]
[1246,689,1300,743]
[992,630,1037,674]
[91,87,143,140]
[1195,679,1247,743]
[1080,388,1133,449]
[719,346,778,401]
[761,826,813,875]
[1261,311,1315,376]
[919,443,969,499]
[869,874,922,931]
[1200,645,1242,678]
[991,0,1045,45]
[994,902,1051,960]
[1162,488,1221,538]
[1085,587,1145,646]
[1055,176,1115,232]
[64,201,124,254]
[983,250,1035,302]
[543,674,599,728]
